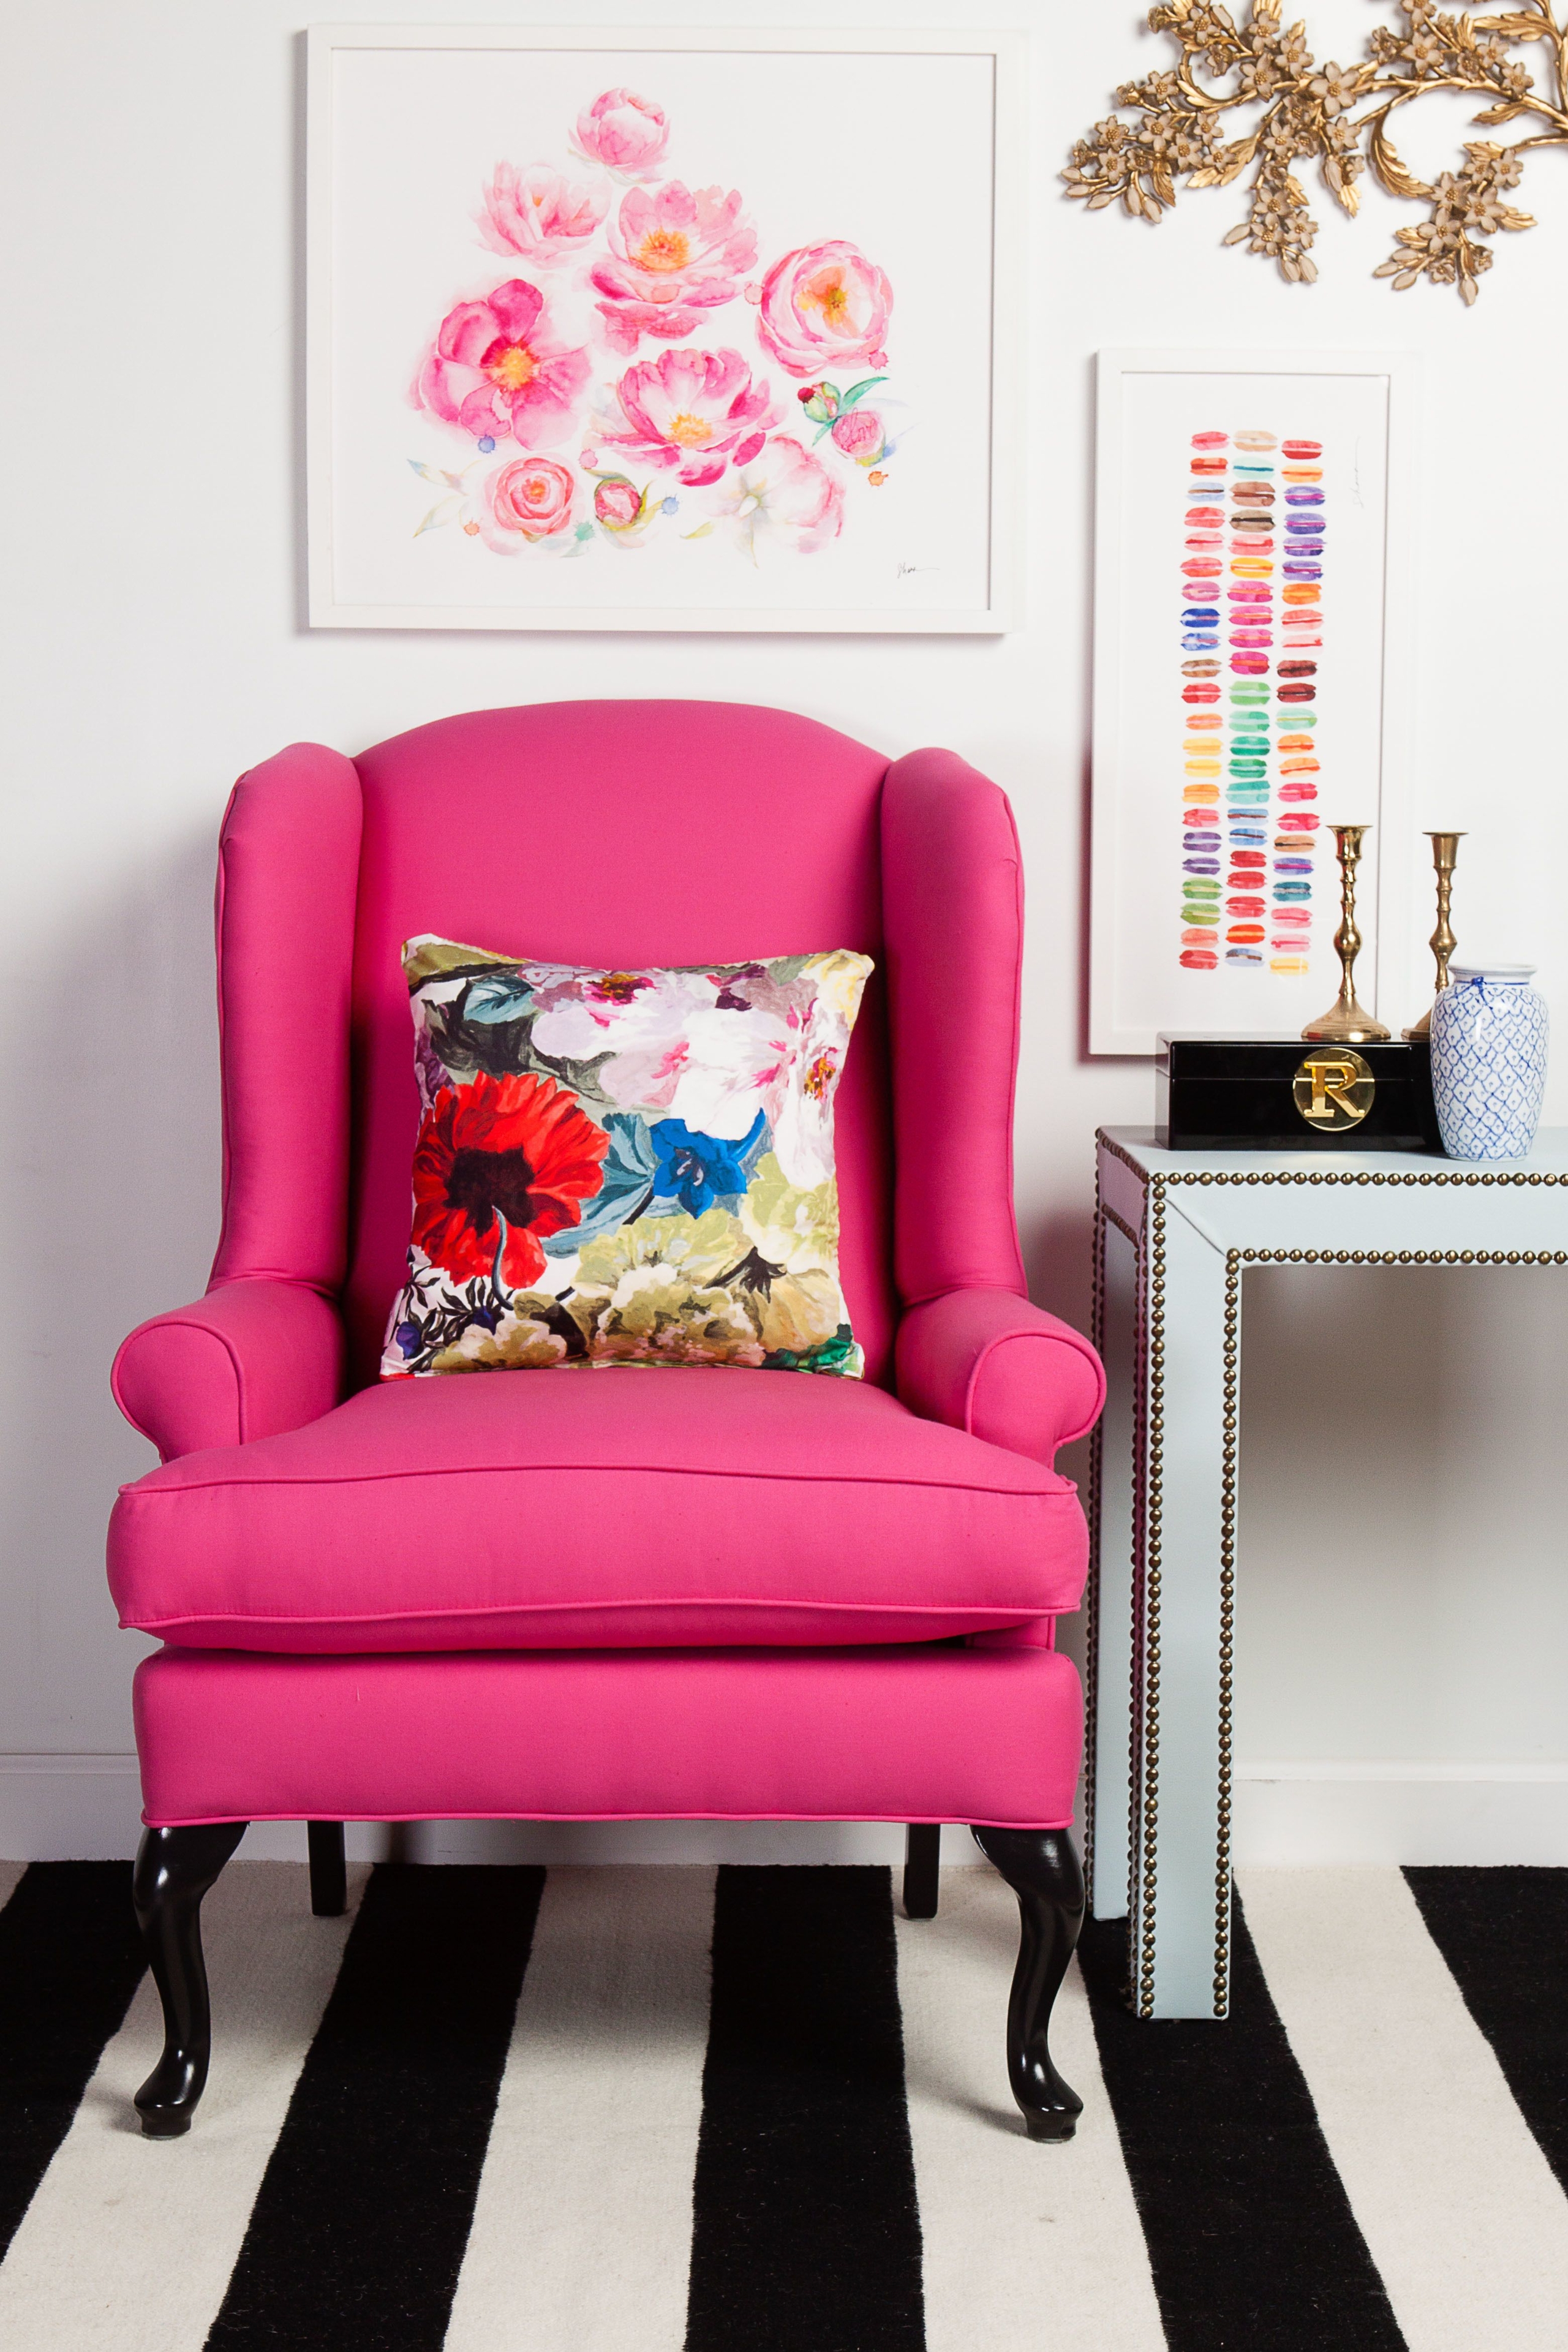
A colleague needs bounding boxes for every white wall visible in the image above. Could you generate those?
[3,0,1564,1867]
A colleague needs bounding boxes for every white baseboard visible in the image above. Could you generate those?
[6,1755,1565,1868]
[1234,1760,1568,1866]
[0,1758,911,1866]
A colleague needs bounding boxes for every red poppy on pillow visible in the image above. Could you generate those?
[411,1071,608,1291]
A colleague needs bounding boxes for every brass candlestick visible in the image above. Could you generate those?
[1302,824,1391,1043]
[1403,831,1465,1041]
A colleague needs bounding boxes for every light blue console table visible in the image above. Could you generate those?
[1087,1125,1568,2019]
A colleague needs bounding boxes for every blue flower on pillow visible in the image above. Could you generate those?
[649,1111,766,1215]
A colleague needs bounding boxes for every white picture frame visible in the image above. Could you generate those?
[1089,349,1418,1056]
[306,24,1025,634]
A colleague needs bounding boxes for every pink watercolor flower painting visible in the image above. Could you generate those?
[404,85,911,568]
[414,280,590,448]
[756,241,893,378]
[571,88,669,179]
[476,165,608,264]
[592,184,757,354]
[598,348,776,486]
[829,408,886,465]
[476,456,576,549]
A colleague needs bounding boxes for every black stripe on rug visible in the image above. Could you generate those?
[0,1863,147,2262]
[1404,1866,1568,2194]
[1079,1896,1405,2352]
[203,1861,543,2352]
[684,1864,924,2352]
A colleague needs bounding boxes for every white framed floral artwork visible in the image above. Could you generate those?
[306,26,1024,633]
[1088,349,1419,1055]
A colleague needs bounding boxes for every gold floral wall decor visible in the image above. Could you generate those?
[1064,0,1566,301]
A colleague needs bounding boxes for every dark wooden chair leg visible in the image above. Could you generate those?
[131,1821,247,2138]
[903,1823,941,1918]
[971,1825,1085,2142]
[307,1820,347,1917]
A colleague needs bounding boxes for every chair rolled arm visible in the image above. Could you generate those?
[111,1280,344,1463]
[896,1289,1106,1469]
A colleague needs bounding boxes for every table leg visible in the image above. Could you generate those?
[1128,1189,1232,2019]
[1087,1208,1139,1922]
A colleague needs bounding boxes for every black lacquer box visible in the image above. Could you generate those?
[1156,1035,1441,1152]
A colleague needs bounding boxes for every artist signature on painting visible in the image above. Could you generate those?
[896,561,938,579]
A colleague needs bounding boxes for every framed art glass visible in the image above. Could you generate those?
[1089,349,1417,1055]
[306,26,1023,633]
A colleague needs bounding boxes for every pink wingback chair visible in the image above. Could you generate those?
[107,701,1104,2141]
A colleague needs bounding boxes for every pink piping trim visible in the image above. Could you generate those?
[141,1806,1077,1830]
[117,1460,1077,1501]
[124,1597,1060,1634]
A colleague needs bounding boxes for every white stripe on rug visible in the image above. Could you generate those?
[1240,1866,1568,2352]
[0,1860,363,2352]
[896,1866,1166,2351]
[443,1864,715,2352]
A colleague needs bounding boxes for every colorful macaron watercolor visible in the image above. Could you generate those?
[1172,429,1327,983]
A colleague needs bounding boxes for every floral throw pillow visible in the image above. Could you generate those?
[381,938,872,1380]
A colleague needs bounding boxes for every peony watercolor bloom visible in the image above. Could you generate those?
[598,347,776,487]
[475,164,609,264]
[571,86,669,179]
[718,434,845,557]
[591,184,758,353]
[414,279,590,448]
[476,456,576,550]
[757,241,894,378]
[410,1071,609,1292]
[829,407,886,465]
[594,476,645,529]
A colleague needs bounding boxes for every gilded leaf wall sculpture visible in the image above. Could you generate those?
[1064,0,1566,300]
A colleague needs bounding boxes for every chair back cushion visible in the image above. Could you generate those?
[343,701,897,1387]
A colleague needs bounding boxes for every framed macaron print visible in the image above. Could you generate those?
[306,26,1024,633]
[1089,348,1419,1055]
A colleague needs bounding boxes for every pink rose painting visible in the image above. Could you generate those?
[756,242,893,378]
[598,348,774,486]
[477,456,576,550]
[592,183,756,354]
[477,166,608,265]
[414,280,590,449]
[571,88,669,179]
[405,88,901,565]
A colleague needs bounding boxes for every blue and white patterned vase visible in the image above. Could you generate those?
[1430,963,1549,1160]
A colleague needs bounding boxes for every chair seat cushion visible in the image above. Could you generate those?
[109,1368,1088,1652]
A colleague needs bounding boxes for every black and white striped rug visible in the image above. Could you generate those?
[1,1858,1565,2350]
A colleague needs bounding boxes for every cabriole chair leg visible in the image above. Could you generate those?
[131,1820,248,2138]
[971,1825,1085,2142]
[903,1822,941,1918]
[307,1820,347,1917]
